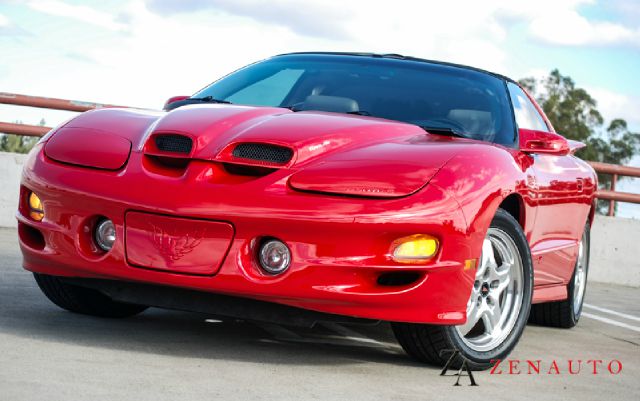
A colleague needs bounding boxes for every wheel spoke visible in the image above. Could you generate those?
[481,311,494,333]
[491,301,502,327]
[493,263,511,295]
[478,239,495,277]
[577,241,584,267]
[459,301,482,336]
[482,303,501,334]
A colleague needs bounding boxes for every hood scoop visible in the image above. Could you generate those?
[155,134,193,154]
[230,143,294,166]
[144,133,194,158]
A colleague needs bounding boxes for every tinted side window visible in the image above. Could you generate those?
[507,82,549,132]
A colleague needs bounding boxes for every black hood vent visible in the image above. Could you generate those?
[232,143,293,165]
[155,134,193,154]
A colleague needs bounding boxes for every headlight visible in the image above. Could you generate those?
[391,234,439,263]
[28,192,44,221]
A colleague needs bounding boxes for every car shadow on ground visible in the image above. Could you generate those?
[0,273,431,369]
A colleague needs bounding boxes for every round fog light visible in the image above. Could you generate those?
[259,239,291,275]
[95,219,116,252]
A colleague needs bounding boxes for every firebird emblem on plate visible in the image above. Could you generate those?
[150,224,204,261]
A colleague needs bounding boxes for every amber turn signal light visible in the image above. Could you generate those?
[391,234,439,263]
[28,192,44,221]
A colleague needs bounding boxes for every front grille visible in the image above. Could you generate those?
[232,143,293,164]
[154,134,193,154]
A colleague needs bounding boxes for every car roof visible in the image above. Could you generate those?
[276,51,517,84]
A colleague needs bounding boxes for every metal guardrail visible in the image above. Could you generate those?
[1,92,639,215]
[0,92,126,136]
[589,161,640,216]
[0,121,49,137]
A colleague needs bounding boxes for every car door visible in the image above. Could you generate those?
[508,83,592,286]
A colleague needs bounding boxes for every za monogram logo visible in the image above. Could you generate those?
[439,349,478,386]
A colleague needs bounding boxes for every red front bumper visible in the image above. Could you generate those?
[18,145,476,324]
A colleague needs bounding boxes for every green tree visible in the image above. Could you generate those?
[519,70,640,214]
[0,119,44,154]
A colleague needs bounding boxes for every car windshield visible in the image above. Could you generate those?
[193,54,516,145]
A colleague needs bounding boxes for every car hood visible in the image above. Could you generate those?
[47,104,469,197]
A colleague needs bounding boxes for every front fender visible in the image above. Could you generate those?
[428,144,530,259]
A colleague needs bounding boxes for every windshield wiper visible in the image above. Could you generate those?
[189,96,232,104]
[346,110,372,116]
[282,105,373,116]
[165,96,232,111]
[419,126,471,139]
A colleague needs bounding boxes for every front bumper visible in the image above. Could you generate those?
[18,145,476,324]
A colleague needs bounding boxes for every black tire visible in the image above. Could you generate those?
[34,273,148,318]
[392,208,533,370]
[529,223,590,328]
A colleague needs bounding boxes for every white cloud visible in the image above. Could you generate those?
[588,87,640,131]
[586,86,640,220]
[27,0,128,31]
[490,0,640,48]
[0,13,10,27]
[128,0,519,74]
[528,10,640,47]
[0,11,28,37]
[146,0,353,39]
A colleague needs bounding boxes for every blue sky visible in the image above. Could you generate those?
[1,0,639,216]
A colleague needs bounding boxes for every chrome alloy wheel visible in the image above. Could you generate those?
[456,228,524,352]
[573,230,588,313]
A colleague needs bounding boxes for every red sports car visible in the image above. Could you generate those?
[18,52,596,369]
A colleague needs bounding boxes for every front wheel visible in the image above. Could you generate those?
[392,209,533,370]
[34,273,148,318]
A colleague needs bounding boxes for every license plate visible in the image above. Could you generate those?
[125,211,234,275]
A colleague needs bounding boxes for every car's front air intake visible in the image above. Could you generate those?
[232,143,293,165]
[154,134,193,154]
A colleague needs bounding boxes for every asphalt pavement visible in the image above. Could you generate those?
[0,228,638,401]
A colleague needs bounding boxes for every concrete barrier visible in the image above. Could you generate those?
[590,215,640,287]
[0,151,25,228]
[0,151,638,286]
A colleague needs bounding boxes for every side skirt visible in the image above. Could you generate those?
[532,284,568,304]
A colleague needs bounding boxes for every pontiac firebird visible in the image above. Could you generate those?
[17,52,596,369]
